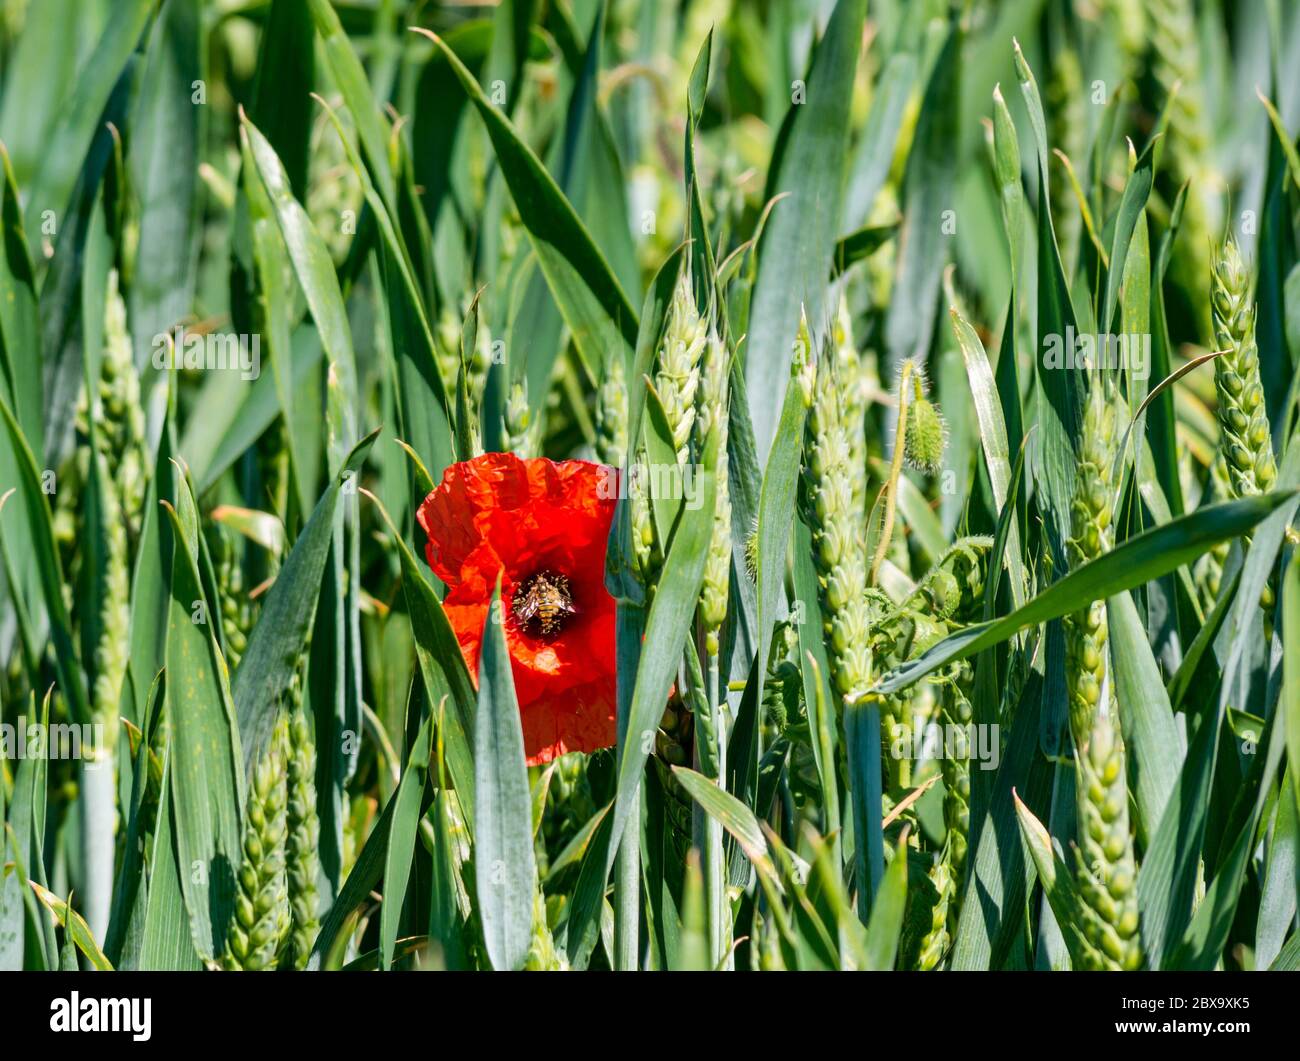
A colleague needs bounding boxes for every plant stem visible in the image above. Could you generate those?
[809,653,842,870]
[845,697,884,923]
[614,602,643,971]
[614,804,640,970]
[870,361,914,586]
[80,753,116,941]
[704,645,727,969]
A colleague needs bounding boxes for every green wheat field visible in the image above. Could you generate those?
[1,0,1299,974]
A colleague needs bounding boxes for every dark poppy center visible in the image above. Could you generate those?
[511,570,577,637]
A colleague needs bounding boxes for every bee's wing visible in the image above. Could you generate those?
[515,592,540,620]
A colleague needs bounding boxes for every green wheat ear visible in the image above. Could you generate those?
[224,714,291,971]
[1211,236,1279,622]
[833,294,868,522]
[697,330,731,638]
[656,270,708,462]
[503,380,540,458]
[1072,705,1142,971]
[1063,380,1143,971]
[595,353,629,468]
[96,268,149,536]
[212,527,252,670]
[1211,236,1276,497]
[284,670,321,969]
[799,313,873,700]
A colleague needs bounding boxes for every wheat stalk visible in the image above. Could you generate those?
[1064,381,1142,971]
[832,296,868,523]
[917,852,955,971]
[655,272,707,463]
[213,527,252,671]
[503,380,540,457]
[1194,453,1233,607]
[224,715,291,971]
[96,269,149,537]
[697,331,730,639]
[285,671,320,969]
[1211,237,1280,620]
[1149,0,1214,335]
[694,326,732,968]
[595,353,629,468]
[1211,237,1277,497]
[1046,43,1085,269]
[800,313,873,702]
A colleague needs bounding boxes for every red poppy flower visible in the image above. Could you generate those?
[416,452,618,765]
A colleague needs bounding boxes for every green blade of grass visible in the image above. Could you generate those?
[0,0,87,189]
[304,0,398,215]
[793,533,836,821]
[1254,753,1297,968]
[950,668,1052,969]
[1136,431,1300,968]
[160,494,244,963]
[364,486,477,831]
[0,145,42,451]
[1145,183,1188,516]
[1106,590,1183,844]
[1014,40,1082,564]
[128,0,205,373]
[547,2,639,304]
[844,45,917,232]
[605,246,687,601]
[103,675,164,966]
[1169,713,1284,969]
[1,694,54,969]
[379,704,432,971]
[882,10,963,389]
[233,430,377,773]
[186,328,323,495]
[744,0,864,460]
[137,748,200,970]
[306,789,395,970]
[671,766,778,889]
[1013,792,1093,970]
[1097,141,1155,337]
[242,129,313,515]
[991,84,1025,296]
[950,308,1027,608]
[22,0,152,249]
[742,355,810,801]
[685,30,718,317]
[312,93,456,481]
[28,882,113,971]
[875,492,1297,694]
[606,421,719,877]
[474,580,538,971]
[0,394,89,723]
[863,833,908,971]
[414,26,638,385]
[1288,550,1300,838]
[845,698,885,919]
[250,0,316,200]
[239,111,360,465]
